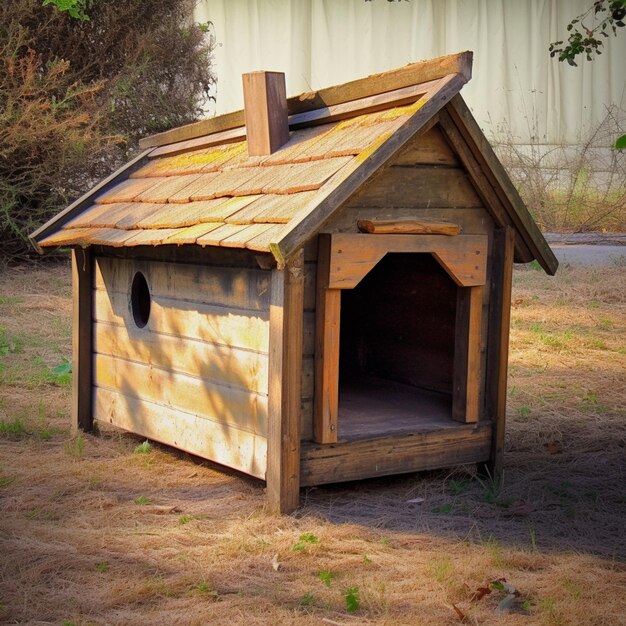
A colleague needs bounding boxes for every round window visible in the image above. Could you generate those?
[130,272,151,328]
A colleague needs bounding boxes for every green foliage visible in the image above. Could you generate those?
[1,0,215,260]
[549,0,626,65]
[134,440,153,454]
[42,0,89,20]
[344,586,360,612]
[134,495,151,505]
[616,134,626,150]
[0,418,28,437]
[293,532,319,551]
[318,570,335,587]
[0,326,24,356]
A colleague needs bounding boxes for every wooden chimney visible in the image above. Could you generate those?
[242,71,290,156]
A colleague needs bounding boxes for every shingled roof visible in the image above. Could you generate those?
[30,52,558,274]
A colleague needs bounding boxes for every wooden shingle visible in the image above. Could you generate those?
[96,177,166,204]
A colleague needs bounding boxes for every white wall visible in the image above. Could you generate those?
[195,0,626,148]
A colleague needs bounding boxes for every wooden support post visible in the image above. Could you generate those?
[266,249,304,514]
[313,234,340,444]
[453,285,483,423]
[482,227,515,477]
[71,247,93,432]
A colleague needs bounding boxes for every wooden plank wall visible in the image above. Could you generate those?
[298,125,495,439]
[92,255,271,478]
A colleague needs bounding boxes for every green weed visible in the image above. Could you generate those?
[189,580,217,598]
[64,433,84,458]
[0,476,15,488]
[299,592,316,607]
[134,495,151,505]
[518,405,532,418]
[318,571,335,587]
[344,586,360,612]
[293,532,319,551]
[448,478,469,495]
[179,515,193,525]
[562,576,583,599]
[429,556,453,583]
[0,418,28,438]
[0,295,23,305]
[485,537,504,567]
[0,325,24,356]
[96,562,108,573]
[134,440,153,454]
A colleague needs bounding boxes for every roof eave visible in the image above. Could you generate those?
[29,149,153,254]
[445,96,558,275]
[271,72,469,266]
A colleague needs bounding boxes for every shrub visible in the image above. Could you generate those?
[0,0,214,261]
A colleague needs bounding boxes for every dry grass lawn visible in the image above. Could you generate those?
[0,259,624,625]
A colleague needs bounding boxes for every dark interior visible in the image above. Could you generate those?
[338,253,457,438]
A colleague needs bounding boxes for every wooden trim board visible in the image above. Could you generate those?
[482,227,515,476]
[71,248,94,432]
[148,79,442,159]
[453,285,483,423]
[273,72,468,265]
[139,52,473,150]
[266,250,305,513]
[325,233,487,289]
[300,423,491,486]
[444,96,558,274]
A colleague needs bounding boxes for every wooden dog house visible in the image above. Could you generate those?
[31,52,558,513]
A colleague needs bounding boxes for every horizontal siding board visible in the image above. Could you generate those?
[345,166,483,209]
[94,256,271,312]
[94,289,270,353]
[94,353,268,437]
[94,321,269,395]
[94,387,266,478]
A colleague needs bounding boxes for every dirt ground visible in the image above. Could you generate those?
[0,259,624,626]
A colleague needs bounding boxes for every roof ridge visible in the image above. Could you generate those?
[139,51,473,151]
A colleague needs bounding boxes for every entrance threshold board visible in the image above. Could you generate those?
[300,422,492,487]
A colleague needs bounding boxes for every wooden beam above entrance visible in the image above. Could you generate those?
[322,233,487,289]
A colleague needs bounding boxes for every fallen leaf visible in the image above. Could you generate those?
[186,471,198,478]
[150,505,182,515]
[449,602,466,621]
[470,586,492,602]
[406,497,425,504]
[543,440,563,454]
[271,553,280,571]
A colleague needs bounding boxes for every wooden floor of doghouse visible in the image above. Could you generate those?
[300,376,492,487]
[337,377,455,441]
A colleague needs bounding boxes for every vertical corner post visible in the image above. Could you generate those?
[71,247,93,432]
[482,226,515,477]
[267,249,304,514]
